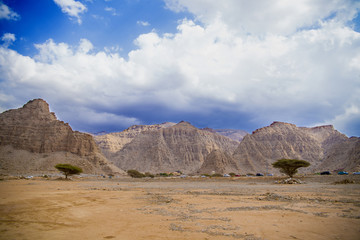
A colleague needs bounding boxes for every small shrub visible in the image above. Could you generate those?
[144,172,155,178]
[127,170,145,178]
[229,173,236,177]
[334,179,355,184]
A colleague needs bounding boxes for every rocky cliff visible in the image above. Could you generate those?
[0,99,122,175]
[233,121,355,174]
[110,121,240,174]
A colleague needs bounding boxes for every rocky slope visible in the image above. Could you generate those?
[110,121,240,174]
[233,121,357,174]
[318,136,360,172]
[0,99,122,175]
[94,122,176,158]
[197,149,241,174]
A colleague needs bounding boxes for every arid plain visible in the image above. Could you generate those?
[0,175,359,240]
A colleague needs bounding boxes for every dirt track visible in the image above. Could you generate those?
[0,176,359,240]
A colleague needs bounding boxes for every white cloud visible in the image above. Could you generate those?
[0,1,359,135]
[53,0,87,24]
[137,21,150,27]
[0,2,20,20]
[1,33,16,47]
[104,6,117,16]
[164,0,360,35]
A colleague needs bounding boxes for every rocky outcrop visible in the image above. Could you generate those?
[110,121,239,174]
[0,99,122,175]
[94,122,176,158]
[233,121,350,174]
[198,149,241,174]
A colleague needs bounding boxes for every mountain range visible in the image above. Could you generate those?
[1,99,359,175]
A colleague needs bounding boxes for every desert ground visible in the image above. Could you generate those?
[0,175,359,240]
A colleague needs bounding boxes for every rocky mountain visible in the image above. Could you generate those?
[0,99,122,175]
[110,121,240,174]
[94,122,176,158]
[1,99,358,176]
[233,121,358,174]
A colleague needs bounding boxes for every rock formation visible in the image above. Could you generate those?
[233,121,357,174]
[94,122,176,158]
[318,136,360,172]
[110,121,240,174]
[0,99,122,175]
[197,149,241,174]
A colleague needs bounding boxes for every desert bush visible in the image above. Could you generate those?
[144,172,155,178]
[127,169,145,178]
[334,179,355,184]
[229,172,236,177]
[159,173,169,177]
[55,164,82,179]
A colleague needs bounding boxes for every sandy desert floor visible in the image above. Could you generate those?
[0,175,359,240]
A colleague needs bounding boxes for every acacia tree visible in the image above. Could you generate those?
[272,159,310,178]
[55,164,83,179]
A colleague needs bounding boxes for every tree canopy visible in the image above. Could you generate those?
[272,159,310,178]
[55,164,83,179]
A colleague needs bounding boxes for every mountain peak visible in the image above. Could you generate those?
[173,121,197,129]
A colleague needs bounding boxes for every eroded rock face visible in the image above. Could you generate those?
[110,121,239,174]
[233,121,351,174]
[0,99,122,175]
[0,99,97,155]
[318,136,360,172]
[198,149,241,174]
[94,122,176,158]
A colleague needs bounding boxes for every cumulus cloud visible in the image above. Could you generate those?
[1,33,16,47]
[137,21,150,26]
[164,0,360,35]
[53,0,87,24]
[0,2,20,20]
[0,1,359,135]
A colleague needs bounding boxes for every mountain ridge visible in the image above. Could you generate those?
[1,99,359,176]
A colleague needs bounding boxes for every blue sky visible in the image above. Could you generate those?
[0,0,360,136]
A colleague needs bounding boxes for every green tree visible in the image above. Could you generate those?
[272,159,310,178]
[55,164,83,179]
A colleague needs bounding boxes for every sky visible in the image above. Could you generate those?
[0,0,360,136]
